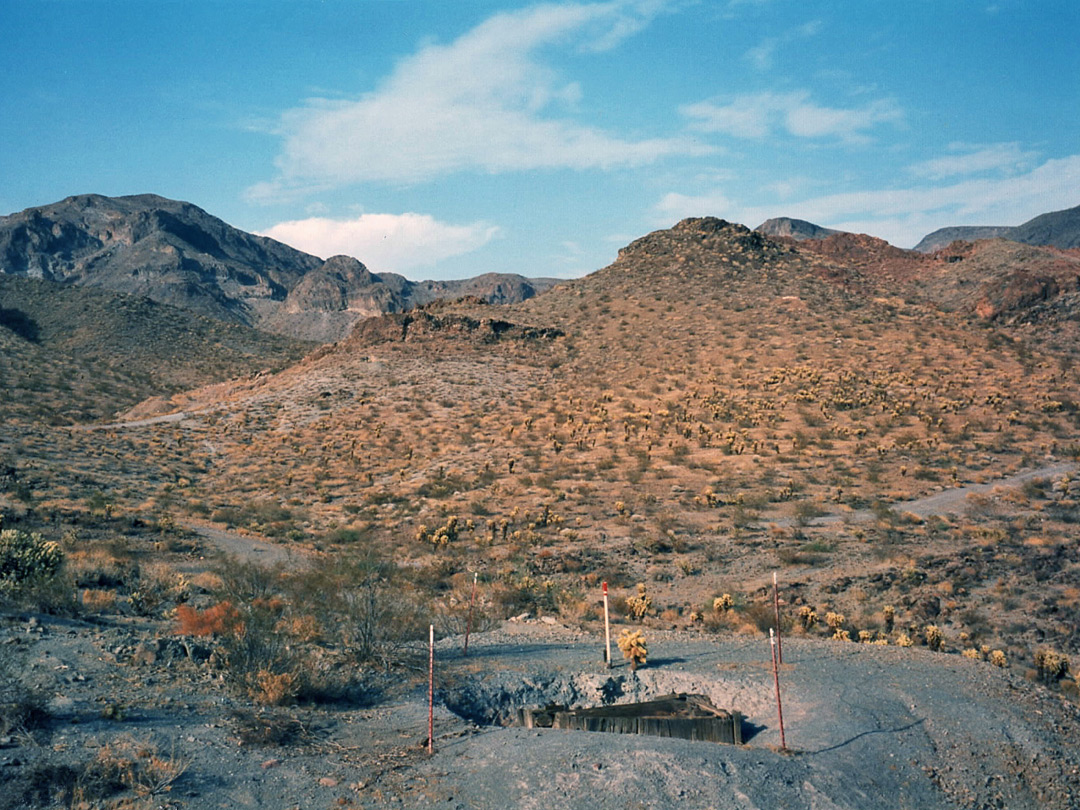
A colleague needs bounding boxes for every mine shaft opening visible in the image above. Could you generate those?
[515,692,744,744]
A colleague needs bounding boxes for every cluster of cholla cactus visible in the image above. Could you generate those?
[617,629,647,671]
[626,583,653,621]
[416,516,467,546]
[825,611,849,641]
[712,593,734,613]
[961,645,1007,667]
[1034,648,1071,684]
[0,519,64,594]
[795,605,818,631]
[882,605,895,633]
[923,624,945,651]
[527,504,562,529]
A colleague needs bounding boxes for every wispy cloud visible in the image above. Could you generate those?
[908,141,1039,180]
[248,1,707,201]
[681,91,902,142]
[259,213,500,275]
[655,154,1080,247]
[744,20,822,71]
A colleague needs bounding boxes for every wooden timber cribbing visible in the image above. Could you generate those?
[516,692,743,745]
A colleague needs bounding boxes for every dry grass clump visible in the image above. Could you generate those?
[1,736,190,810]
[230,707,309,746]
[0,650,48,737]
[172,555,428,706]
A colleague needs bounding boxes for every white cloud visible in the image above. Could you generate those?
[744,20,821,71]
[908,142,1038,180]
[248,1,706,200]
[655,190,735,221]
[259,213,500,275]
[654,154,1080,247]
[681,91,902,142]
[744,41,777,72]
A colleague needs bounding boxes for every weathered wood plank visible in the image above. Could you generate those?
[521,693,743,744]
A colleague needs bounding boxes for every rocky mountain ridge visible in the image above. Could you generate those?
[0,194,555,342]
[913,203,1080,252]
[754,216,841,241]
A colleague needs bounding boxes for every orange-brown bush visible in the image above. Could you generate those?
[175,601,243,637]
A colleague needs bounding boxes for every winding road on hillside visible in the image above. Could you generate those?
[73,411,192,431]
[803,460,1077,527]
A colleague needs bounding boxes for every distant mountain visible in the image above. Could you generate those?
[913,203,1080,253]
[0,194,555,342]
[1011,204,1080,249]
[0,274,313,424]
[755,217,841,241]
[912,226,1015,253]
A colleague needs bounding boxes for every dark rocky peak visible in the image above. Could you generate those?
[615,217,795,267]
[345,308,563,347]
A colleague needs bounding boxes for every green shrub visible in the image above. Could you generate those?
[0,522,63,593]
[0,519,72,612]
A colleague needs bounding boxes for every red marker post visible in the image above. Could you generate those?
[770,627,787,751]
[428,624,435,754]
[602,581,612,668]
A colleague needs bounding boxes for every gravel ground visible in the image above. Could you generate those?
[2,616,1079,810]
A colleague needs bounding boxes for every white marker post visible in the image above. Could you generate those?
[463,571,478,656]
[602,581,612,668]
[773,571,783,665]
[428,624,435,754]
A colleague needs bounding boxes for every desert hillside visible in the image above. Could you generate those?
[2,215,1080,809]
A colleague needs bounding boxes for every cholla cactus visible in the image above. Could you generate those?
[796,605,818,631]
[626,583,653,621]
[924,625,944,652]
[825,612,845,631]
[0,524,64,594]
[1034,648,1070,683]
[989,650,1008,668]
[617,629,648,671]
[858,630,874,644]
[882,605,895,633]
[896,633,914,648]
[962,648,982,661]
[712,593,734,613]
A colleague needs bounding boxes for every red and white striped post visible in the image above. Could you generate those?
[463,571,478,656]
[428,624,435,754]
[602,582,612,668]
[770,628,787,751]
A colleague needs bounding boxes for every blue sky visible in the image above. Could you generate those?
[2,0,1078,280]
